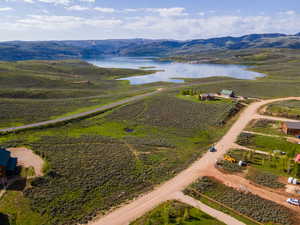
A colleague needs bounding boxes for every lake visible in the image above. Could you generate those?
[88,57,264,85]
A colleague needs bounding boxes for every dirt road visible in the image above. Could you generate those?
[88,97,300,225]
[254,114,300,122]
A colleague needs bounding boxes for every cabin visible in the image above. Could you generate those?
[281,122,300,136]
[220,89,235,98]
[0,148,17,178]
[200,93,215,101]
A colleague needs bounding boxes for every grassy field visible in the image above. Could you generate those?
[228,147,299,178]
[0,94,238,225]
[0,90,154,129]
[0,60,153,91]
[237,132,300,155]
[265,100,300,119]
[3,48,300,129]
[246,119,284,136]
[130,200,226,225]
[184,177,296,225]
[0,59,168,128]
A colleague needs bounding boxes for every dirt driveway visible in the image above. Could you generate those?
[8,147,44,177]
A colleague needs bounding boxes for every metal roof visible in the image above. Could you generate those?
[6,157,17,171]
[221,89,234,95]
[285,122,300,129]
[0,148,10,167]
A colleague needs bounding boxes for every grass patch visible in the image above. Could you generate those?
[130,200,225,225]
[0,191,46,225]
[217,160,244,173]
[246,119,284,136]
[265,100,300,120]
[237,132,300,155]
[246,168,285,189]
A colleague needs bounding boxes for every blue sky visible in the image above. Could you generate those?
[0,0,299,41]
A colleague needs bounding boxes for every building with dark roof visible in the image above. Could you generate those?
[0,148,17,177]
[281,122,300,136]
[200,93,216,101]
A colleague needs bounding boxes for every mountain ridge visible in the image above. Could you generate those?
[0,32,300,60]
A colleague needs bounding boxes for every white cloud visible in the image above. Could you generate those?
[1,9,300,41]
[0,7,13,11]
[147,7,187,17]
[94,7,115,13]
[79,0,95,2]
[37,0,71,5]
[124,8,139,13]
[281,10,296,15]
[23,0,35,3]
[7,15,122,31]
[66,5,89,11]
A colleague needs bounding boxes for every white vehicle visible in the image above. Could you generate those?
[287,198,300,206]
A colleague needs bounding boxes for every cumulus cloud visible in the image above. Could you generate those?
[280,10,296,15]
[66,5,89,11]
[94,7,115,13]
[147,7,187,17]
[38,0,71,5]
[2,0,72,4]
[0,8,300,41]
[0,7,13,11]
[5,15,122,31]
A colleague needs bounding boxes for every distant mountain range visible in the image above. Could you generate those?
[1,33,300,61]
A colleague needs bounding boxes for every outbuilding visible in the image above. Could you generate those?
[200,93,215,101]
[281,122,300,136]
[220,89,235,98]
[0,148,17,177]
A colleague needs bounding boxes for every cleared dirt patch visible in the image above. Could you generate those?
[8,147,44,177]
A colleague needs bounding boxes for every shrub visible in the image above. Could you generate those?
[217,160,244,173]
[246,168,285,189]
[185,177,294,225]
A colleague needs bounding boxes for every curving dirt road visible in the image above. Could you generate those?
[87,96,300,225]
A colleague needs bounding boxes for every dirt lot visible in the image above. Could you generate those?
[8,147,44,177]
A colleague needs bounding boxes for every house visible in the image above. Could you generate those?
[220,89,235,98]
[295,154,300,163]
[281,122,300,136]
[0,148,17,177]
[200,93,215,101]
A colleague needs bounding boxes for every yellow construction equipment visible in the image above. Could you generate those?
[224,155,237,163]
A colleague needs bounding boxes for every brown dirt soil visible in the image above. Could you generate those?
[8,147,44,177]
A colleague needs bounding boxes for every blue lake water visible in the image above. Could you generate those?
[88,57,264,85]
